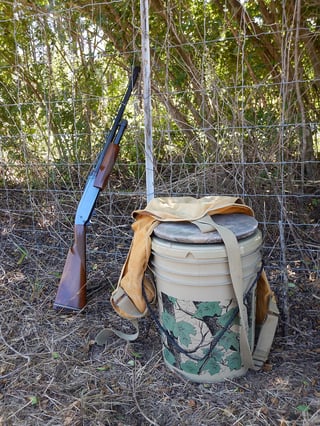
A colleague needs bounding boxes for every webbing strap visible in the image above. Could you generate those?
[110,286,147,319]
[193,215,254,369]
[95,287,142,345]
[95,319,139,345]
[252,296,279,369]
[194,215,278,370]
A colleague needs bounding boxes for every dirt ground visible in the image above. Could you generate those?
[0,191,319,426]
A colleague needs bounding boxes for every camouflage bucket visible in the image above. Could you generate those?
[150,214,262,383]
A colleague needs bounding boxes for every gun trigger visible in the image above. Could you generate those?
[88,210,97,224]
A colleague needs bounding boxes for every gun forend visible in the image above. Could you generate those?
[93,121,127,190]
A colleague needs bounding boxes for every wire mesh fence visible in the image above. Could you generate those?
[1,1,319,329]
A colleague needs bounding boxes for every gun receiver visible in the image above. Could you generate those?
[54,67,140,312]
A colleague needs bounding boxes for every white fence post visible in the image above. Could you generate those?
[140,0,154,203]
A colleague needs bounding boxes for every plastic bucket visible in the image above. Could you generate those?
[150,214,262,383]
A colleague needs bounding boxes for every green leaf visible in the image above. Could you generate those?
[219,331,240,351]
[181,360,200,374]
[203,347,223,362]
[218,306,239,327]
[168,296,177,304]
[96,365,110,371]
[201,357,221,375]
[161,311,176,332]
[226,352,242,371]
[173,321,197,347]
[29,396,38,406]
[52,352,60,359]
[193,301,222,319]
[13,242,28,265]
[163,348,176,366]
[296,405,309,413]
[206,347,223,363]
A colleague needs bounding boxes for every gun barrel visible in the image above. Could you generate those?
[94,66,140,173]
[114,119,128,145]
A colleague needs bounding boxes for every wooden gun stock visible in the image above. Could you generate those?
[54,225,86,311]
[94,143,120,190]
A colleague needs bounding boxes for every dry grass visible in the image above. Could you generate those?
[0,190,319,426]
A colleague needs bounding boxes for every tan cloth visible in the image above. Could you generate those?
[134,195,254,221]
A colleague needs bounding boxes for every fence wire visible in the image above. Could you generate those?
[0,1,319,328]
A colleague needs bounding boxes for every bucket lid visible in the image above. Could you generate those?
[152,213,258,244]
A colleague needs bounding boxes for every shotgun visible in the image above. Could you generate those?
[54,66,140,312]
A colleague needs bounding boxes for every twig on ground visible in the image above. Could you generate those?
[0,326,31,363]
[132,362,160,426]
